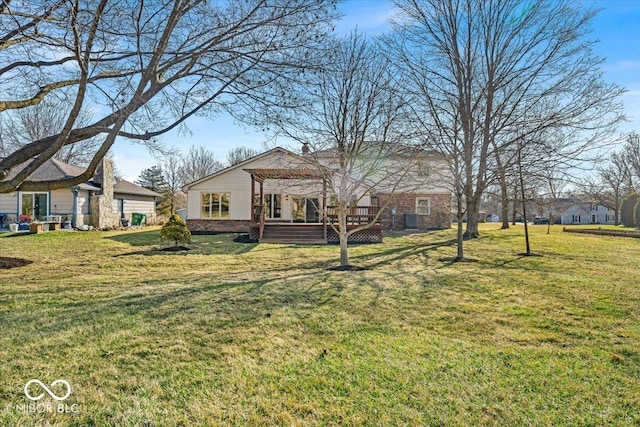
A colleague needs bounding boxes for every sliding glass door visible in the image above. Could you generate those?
[291,197,320,223]
[20,192,49,221]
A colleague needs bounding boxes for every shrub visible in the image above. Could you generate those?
[635,199,640,228]
[160,214,191,246]
[620,193,638,227]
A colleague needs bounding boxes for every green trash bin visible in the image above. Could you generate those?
[131,213,146,227]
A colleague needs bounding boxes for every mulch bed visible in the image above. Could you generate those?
[327,265,368,271]
[158,246,192,252]
[563,228,640,238]
[0,257,33,269]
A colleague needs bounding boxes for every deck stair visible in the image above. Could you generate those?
[259,224,326,244]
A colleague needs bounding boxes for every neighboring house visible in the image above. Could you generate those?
[0,158,160,228]
[486,213,500,223]
[543,195,616,225]
[183,146,452,243]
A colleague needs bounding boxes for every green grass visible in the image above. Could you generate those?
[0,225,639,426]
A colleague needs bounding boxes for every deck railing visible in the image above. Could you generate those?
[326,205,380,225]
[253,205,265,239]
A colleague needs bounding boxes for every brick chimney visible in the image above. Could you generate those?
[302,142,310,155]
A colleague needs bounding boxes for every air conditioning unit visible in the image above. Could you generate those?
[403,213,418,230]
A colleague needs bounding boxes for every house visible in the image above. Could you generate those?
[542,196,616,225]
[0,158,160,229]
[183,146,452,243]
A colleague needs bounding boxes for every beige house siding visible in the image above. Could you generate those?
[186,150,324,221]
[50,189,91,217]
[50,189,74,215]
[315,153,451,195]
[113,194,156,215]
[0,190,88,221]
[0,193,16,219]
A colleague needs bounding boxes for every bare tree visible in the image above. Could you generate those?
[226,146,261,166]
[0,97,99,165]
[265,33,419,267]
[623,133,640,185]
[160,151,186,215]
[389,0,624,260]
[0,0,337,192]
[541,170,568,233]
[179,146,224,185]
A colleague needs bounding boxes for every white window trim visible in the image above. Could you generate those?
[200,192,230,219]
[416,197,430,216]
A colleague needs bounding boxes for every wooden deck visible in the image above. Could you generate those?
[249,222,382,244]
[250,205,382,244]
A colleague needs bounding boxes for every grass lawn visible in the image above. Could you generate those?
[0,224,638,426]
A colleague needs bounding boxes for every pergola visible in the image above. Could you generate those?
[244,168,328,240]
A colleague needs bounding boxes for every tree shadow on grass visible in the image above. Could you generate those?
[346,238,458,269]
[106,229,161,246]
[8,268,350,338]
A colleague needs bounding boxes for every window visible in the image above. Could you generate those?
[416,197,430,215]
[262,194,282,219]
[20,192,49,221]
[418,163,430,177]
[201,193,230,218]
[370,196,380,206]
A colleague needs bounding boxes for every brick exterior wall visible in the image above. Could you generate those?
[187,219,251,234]
[376,193,451,230]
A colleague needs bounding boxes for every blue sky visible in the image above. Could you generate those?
[112,0,640,181]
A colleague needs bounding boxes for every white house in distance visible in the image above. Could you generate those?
[544,196,616,225]
[0,158,160,229]
[183,146,452,243]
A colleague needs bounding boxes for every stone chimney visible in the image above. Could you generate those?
[90,159,116,228]
[302,142,310,155]
[94,159,114,195]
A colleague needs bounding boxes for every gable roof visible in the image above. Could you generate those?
[114,179,161,197]
[1,157,159,197]
[2,157,87,182]
[183,147,306,190]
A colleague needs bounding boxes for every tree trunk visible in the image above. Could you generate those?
[456,213,464,260]
[512,183,518,225]
[522,197,531,255]
[339,211,349,267]
[518,142,531,255]
[499,170,510,229]
[464,197,480,239]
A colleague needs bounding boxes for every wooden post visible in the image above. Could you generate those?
[322,178,327,242]
[250,175,255,223]
[259,179,264,208]
[259,179,265,239]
